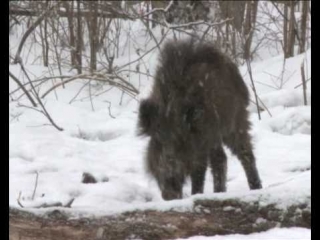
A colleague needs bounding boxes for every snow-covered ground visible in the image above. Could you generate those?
[9,3,310,239]
[177,227,311,240]
[9,46,311,215]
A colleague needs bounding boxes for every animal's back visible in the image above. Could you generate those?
[153,39,250,136]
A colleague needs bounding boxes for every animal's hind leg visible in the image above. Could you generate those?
[209,146,227,192]
[224,133,262,190]
[191,155,207,195]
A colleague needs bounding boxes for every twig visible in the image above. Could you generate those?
[140,0,174,18]
[257,96,272,118]
[165,18,233,30]
[254,80,278,90]
[105,100,115,119]
[17,191,24,208]
[118,29,170,70]
[31,171,39,201]
[294,78,311,89]
[281,69,297,87]
[270,1,302,51]
[199,25,212,43]
[19,62,64,131]
[117,69,153,78]
[88,80,95,111]
[41,74,87,98]
[33,198,75,209]
[246,59,261,120]
[10,14,20,25]
[112,72,139,93]
[17,103,43,114]
[301,60,308,105]
[9,71,37,107]
[69,81,90,104]
[41,73,139,99]
[64,198,75,208]
[280,55,287,88]
[34,202,63,208]
[129,5,161,51]
[47,65,59,100]
[10,76,72,95]
[10,112,23,123]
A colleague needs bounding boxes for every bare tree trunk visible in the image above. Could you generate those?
[76,0,82,74]
[299,0,309,54]
[99,19,112,51]
[243,1,258,60]
[146,1,150,29]
[88,1,98,72]
[231,24,237,61]
[219,1,238,61]
[39,20,46,66]
[70,1,76,67]
[243,1,251,60]
[218,1,246,61]
[226,21,229,46]
[151,1,167,29]
[301,62,307,106]
[64,1,76,67]
[38,1,48,67]
[283,2,288,57]
[219,1,246,32]
[151,1,157,29]
[44,1,49,66]
[249,0,258,57]
[51,17,64,88]
[115,19,121,58]
[287,0,296,57]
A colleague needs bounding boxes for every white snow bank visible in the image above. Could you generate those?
[176,227,310,240]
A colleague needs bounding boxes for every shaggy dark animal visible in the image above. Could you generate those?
[138,38,262,200]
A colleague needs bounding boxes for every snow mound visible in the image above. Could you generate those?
[265,106,311,135]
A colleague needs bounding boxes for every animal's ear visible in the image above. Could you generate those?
[138,99,159,136]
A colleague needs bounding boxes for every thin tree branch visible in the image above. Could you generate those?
[9,71,37,107]
[246,59,261,120]
[41,73,139,99]
[19,62,64,131]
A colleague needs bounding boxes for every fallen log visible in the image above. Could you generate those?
[9,8,132,20]
[9,197,310,240]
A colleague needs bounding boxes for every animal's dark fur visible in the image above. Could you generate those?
[138,38,262,200]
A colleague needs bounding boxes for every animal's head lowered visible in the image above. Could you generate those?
[138,98,206,149]
[138,98,210,200]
